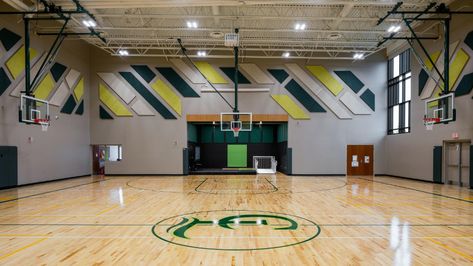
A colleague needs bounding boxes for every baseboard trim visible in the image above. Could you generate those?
[375,174,439,184]
[2,174,92,190]
[105,174,183,176]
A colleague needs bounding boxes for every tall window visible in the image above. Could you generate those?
[388,49,411,135]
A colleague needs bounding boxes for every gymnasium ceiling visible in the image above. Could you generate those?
[3,0,456,60]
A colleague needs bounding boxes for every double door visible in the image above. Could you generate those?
[347,145,374,176]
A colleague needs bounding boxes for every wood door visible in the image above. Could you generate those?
[92,145,103,175]
[347,145,374,176]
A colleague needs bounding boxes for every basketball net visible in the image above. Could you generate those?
[232,126,240,137]
[34,118,50,132]
[424,117,440,131]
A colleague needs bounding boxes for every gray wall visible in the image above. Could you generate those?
[89,49,387,175]
[0,17,91,184]
[385,15,473,181]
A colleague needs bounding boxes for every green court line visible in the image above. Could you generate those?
[0,179,109,204]
[194,178,278,194]
[193,178,208,192]
[356,177,473,204]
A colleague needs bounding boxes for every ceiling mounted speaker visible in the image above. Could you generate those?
[328,33,342,40]
[210,31,225,39]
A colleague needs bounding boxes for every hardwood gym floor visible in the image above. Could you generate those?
[0,174,471,265]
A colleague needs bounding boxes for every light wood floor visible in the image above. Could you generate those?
[0,174,472,265]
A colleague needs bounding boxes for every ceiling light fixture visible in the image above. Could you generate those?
[387,25,401,33]
[197,51,207,57]
[282,52,290,58]
[187,21,198,28]
[294,23,306,31]
[118,50,129,56]
[353,53,364,60]
[82,19,96,28]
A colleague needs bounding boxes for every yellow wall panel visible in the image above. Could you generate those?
[99,83,133,117]
[424,50,441,71]
[194,62,228,84]
[5,46,38,79]
[73,77,84,101]
[271,94,310,120]
[448,48,470,90]
[33,73,55,101]
[306,66,343,96]
[150,79,182,116]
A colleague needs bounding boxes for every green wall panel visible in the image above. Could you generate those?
[50,62,67,82]
[455,72,473,97]
[75,100,84,115]
[360,89,375,111]
[334,70,364,93]
[262,126,274,143]
[0,67,11,96]
[433,146,442,184]
[119,72,176,119]
[465,30,473,51]
[277,123,288,143]
[99,105,114,119]
[156,67,199,97]
[0,28,21,51]
[226,131,237,143]
[187,124,198,142]
[418,69,429,96]
[201,126,213,143]
[131,65,156,83]
[237,131,250,143]
[214,128,225,143]
[268,69,289,83]
[250,127,262,143]
[220,67,251,84]
[227,144,247,168]
[285,79,326,112]
[60,94,77,114]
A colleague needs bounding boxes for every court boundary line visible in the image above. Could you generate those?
[193,177,279,194]
[356,177,473,204]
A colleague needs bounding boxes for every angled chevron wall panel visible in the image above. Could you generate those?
[0,67,11,96]
[97,73,135,104]
[73,77,84,101]
[306,66,343,96]
[285,64,322,95]
[170,59,205,84]
[455,72,473,97]
[131,99,154,116]
[99,82,133,117]
[50,62,67,82]
[285,79,325,112]
[271,95,310,120]
[9,54,45,97]
[150,79,182,116]
[360,89,375,111]
[49,81,70,106]
[119,72,176,119]
[240,64,274,84]
[131,65,156,83]
[99,105,114,119]
[220,67,251,84]
[268,69,289,83]
[420,41,460,99]
[464,30,473,51]
[418,69,429,96]
[75,100,84,115]
[61,94,77,114]
[424,50,441,71]
[317,89,352,119]
[0,28,21,51]
[5,46,39,79]
[340,91,371,115]
[334,71,364,93]
[155,67,199,97]
[194,62,228,84]
[33,73,55,101]
[66,68,81,89]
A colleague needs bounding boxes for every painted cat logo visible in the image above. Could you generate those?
[168,214,298,239]
[152,210,321,251]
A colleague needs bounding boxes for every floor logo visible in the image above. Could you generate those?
[152,210,321,251]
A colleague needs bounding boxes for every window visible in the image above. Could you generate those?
[388,49,411,135]
[105,145,122,161]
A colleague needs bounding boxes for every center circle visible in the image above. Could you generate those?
[151,210,321,251]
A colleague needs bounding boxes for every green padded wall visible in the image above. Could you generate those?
[227,144,247,168]
[156,67,199,97]
[214,128,225,143]
[119,72,176,119]
[220,67,251,84]
[131,65,156,83]
[201,126,213,143]
[433,146,443,184]
[285,79,326,112]
[262,126,274,143]
[225,131,237,143]
[187,124,198,142]
[334,71,364,93]
[268,69,289,83]
[277,123,288,143]
[237,131,250,143]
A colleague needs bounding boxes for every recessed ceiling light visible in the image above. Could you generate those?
[118,50,129,56]
[387,25,401,33]
[353,53,364,60]
[294,23,306,31]
[187,21,198,28]
[82,19,96,28]
[197,51,206,57]
[282,52,290,58]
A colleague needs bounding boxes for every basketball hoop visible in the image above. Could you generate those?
[34,118,50,132]
[424,117,440,131]
[232,126,240,137]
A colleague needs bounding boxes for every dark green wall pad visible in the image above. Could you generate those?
[470,145,473,189]
[50,62,67,82]
[187,124,198,142]
[131,65,156,83]
[0,28,21,51]
[268,69,289,83]
[183,148,189,175]
[99,105,114,119]
[454,72,473,97]
[220,67,251,84]
[360,89,375,111]
[334,71,364,93]
[75,100,84,115]
[155,67,199,97]
[433,146,442,184]
[418,69,429,96]
[119,72,177,119]
[0,67,12,96]
[464,30,473,51]
[60,94,77,114]
[285,79,326,112]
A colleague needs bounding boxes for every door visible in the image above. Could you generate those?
[92,145,105,175]
[444,141,471,187]
[347,145,374,175]
[0,146,18,188]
